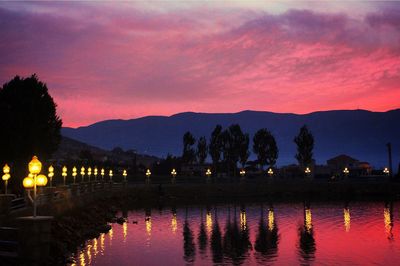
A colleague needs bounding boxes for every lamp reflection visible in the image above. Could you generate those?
[298,202,316,263]
[384,202,393,240]
[100,233,105,254]
[171,210,178,234]
[240,208,247,231]
[109,227,113,245]
[344,207,351,232]
[79,251,85,266]
[206,210,212,234]
[268,208,275,232]
[93,238,98,256]
[123,222,128,242]
[87,243,92,265]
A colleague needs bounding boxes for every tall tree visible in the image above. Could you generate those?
[209,125,223,173]
[253,129,278,170]
[197,136,208,164]
[0,75,62,190]
[182,131,196,164]
[239,134,250,169]
[221,124,246,176]
[294,125,314,168]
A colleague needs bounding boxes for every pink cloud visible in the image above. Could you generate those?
[0,3,399,127]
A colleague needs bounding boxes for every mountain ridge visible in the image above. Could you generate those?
[62,109,400,168]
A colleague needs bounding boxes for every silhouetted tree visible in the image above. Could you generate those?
[183,208,196,263]
[239,134,250,169]
[182,131,196,164]
[198,208,208,254]
[0,75,62,191]
[294,125,314,169]
[197,136,208,164]
[253,129,278,170]
[221,125,247,176]
[209,125,223,174]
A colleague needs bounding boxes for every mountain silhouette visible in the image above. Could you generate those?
[62,109,400,167]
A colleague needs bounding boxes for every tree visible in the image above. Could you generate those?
[209,125,223,173]
[221,124,246,176]
[197,136,208,164]
[182,131,196,164]
[0,75,62,191]
[239,134,250,169]
[294,125,314,168]
[253,129,278,170]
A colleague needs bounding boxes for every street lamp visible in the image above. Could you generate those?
[109,169,113,182]
[48,165,54,187]
[2,164,11,194]
[62,166,67,186]
[94,167,98,181]
[206,168,212,178]
[101,168,105,181]
[72,166,77,184]
[88,167,92,182]
[171,168,177,178]
[240,169,246,177]
[383,167,390,176]
[267,168,274,177]
[23,156,48,217]
[146,169,151,178]
[305,167,311,176]
[123,169,127,181]
[80,166,85,182]
[343,167,349,177]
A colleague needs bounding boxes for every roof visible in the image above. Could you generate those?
[327,154,359,164]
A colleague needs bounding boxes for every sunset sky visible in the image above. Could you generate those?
[0,1,399,127]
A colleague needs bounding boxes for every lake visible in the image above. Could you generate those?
[70,201,400,265]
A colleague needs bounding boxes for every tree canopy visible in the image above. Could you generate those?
[253,129,278,170]
[0,75,62,163]
[294,125,314,168]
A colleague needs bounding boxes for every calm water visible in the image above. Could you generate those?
[71,202,400,265]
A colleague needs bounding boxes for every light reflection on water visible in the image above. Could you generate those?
[71,202,400,266]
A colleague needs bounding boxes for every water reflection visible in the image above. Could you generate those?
[198,208,208,254]
[183,208,196,263]
[298,202,316,263]
[72,202,400,265]
[171,207,178,234]
[223,205,252,265]
[384,201,394,240]
[344,206,351,232]
[255,205,279,263]
[211,208,223,263]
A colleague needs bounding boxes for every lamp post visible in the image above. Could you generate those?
[80,167,85,182]
[94,167,98,181]
[206,168,212,180]
[305,167,311,177]
[383,167,390,176]
[171,168,177,184]
[2,164,11,194]
[267,168,274,178]
[343,167,349,178]
[62,166,67,186]
[48,165,54,187]
[109,169,113,182]
[146,169,151,184]
[72,166,77,184]
[240,169,246,178]
[123,169,127,181]
[23,156,48,217]
[101,168,105,181]
[88,167,92,182]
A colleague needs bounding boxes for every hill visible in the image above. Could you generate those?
[61,109,400,167]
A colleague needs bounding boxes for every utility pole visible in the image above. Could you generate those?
[387,143,393,179]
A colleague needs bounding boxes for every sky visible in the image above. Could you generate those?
[0,1,399,128]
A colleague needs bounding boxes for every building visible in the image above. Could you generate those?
[327,154,372,176]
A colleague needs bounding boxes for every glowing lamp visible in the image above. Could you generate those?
[2,174,10,181]
[206,168,211,177]
[62,166,67,177]
[23,176,34,189]
[171,168,177,178]
[48,165,54,178]
[36,174,48,187]
[29,156,42,174]
[3,164,10,174]
[146,169,151,177]
[267,168,274,177]
[240,169,246,177]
